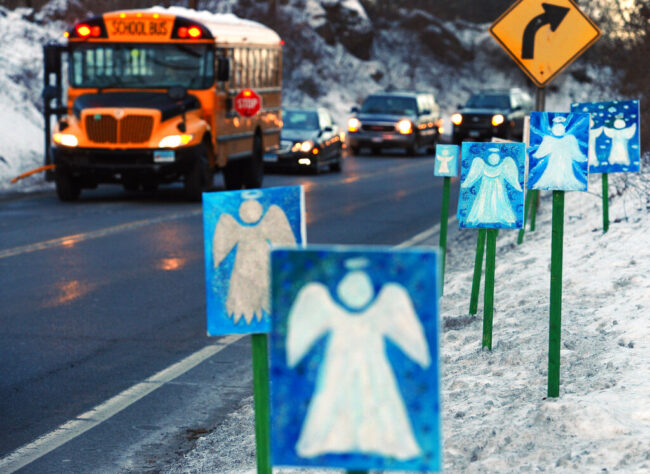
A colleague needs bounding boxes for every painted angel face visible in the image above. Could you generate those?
[613,118,626,129]
[337,270,374,309]
[551,123,566,136]
[487,153,500,165]
[239,199,264,223]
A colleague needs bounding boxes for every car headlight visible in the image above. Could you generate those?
[52,133,79,147]
[492,114,505,126]
[451,113,463,125]
[158,134,194,148]
[348,117,361,133]
[397,119,413,135]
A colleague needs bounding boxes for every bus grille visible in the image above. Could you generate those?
[85,114,154,144]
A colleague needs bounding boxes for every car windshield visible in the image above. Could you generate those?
[284,110,320,130]
[465,94,511,109]
[361,96,417,115]
[69,43,215,89]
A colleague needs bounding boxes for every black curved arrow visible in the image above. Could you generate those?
[521,3,570,59]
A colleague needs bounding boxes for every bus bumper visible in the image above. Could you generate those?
[52,145,202,185]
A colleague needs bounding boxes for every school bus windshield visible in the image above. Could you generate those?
[69,43,215,90]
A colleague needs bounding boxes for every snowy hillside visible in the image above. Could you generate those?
[156,170,650,473]
[0,1,615,191]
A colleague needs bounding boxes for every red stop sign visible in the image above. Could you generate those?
[234,89,262,117]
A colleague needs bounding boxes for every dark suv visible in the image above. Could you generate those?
[451,89,533,143]
[347,92,441,156]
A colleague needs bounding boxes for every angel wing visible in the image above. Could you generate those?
[212,213,240,268]
[286,282,339,367]
[622,123,637,140]
[566,134,587,162]
[259,204,297,247]
[500,156,522,191]
[532,135,554,158]
[373,283,430,368]
[461,157,485,188]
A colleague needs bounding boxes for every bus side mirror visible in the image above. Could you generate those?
[217,57,230,82]
[44,43,62,74]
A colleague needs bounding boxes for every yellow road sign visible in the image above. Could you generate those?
[489,0,600,87]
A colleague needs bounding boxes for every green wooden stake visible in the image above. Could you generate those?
[251,333,272,474]
[517,189,534,244]
[346,471,367,474]
[469,229,487,315]
[530,190,539,232]
[439,176,451,295]
[482,229,497,350]
[548,191,565,398]
[602,173,609,233]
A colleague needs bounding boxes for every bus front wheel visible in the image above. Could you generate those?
[185,144,213,201]
[55,166,81,201]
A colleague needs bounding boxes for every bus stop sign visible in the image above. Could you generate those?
[234,89,262,117]
[489,0,600,87]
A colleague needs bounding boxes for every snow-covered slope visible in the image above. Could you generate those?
[157,170,650,473]
[0,1,615,191]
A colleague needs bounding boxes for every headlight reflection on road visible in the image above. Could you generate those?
[158,257,186,271]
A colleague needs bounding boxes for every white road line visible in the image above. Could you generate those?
[0,210,202,260]
[0,222,446,472]
[0,335,243,474]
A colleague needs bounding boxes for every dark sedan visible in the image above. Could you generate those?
[264,108,343,173]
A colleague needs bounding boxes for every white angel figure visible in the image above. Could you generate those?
[604,117,636,165]
[461,148,522,226]
[213,195,296,324]
[531,117,587,190]
[436,148,454,174]
[287,265,430,460]
[588,118,604,167]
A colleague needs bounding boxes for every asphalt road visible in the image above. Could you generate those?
[0,150,459,472]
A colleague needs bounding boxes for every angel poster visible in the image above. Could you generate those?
[528,112,590,191]
[570,100,641,173]
[203,186,305,335]
[457,142,525,229]
[270,247,442,472]
[434,144,459,177]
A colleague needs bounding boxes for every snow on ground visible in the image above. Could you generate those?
[163,168,650,473]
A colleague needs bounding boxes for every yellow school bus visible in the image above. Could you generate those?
[44,8,282,201]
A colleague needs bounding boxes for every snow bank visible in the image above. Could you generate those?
[0,7,62,192]
[162,167,650,473]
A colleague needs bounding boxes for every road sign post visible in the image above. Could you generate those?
[491,0,599,396]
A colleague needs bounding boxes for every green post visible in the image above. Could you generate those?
[548,191,565,398]
[517,189,534,244]
[530,190,539,232]
[469,229,486,315]
[439,176,451,294]
[251,333,272,474]
[602,173,609,233]
[482,229,497,350]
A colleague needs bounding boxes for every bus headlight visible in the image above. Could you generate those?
[159,134,194,148]
[53,133,79,147]
[451,113,463,125]
[397,119,413,135]
[348,118,361,133]
[491,114,505,126]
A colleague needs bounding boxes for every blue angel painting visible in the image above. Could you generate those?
[434,144,459,177]
[457,142,525,229]
[528,112,590,191]
[203,186,305,336]
[270,247,442,472]
[570,100,641,173]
